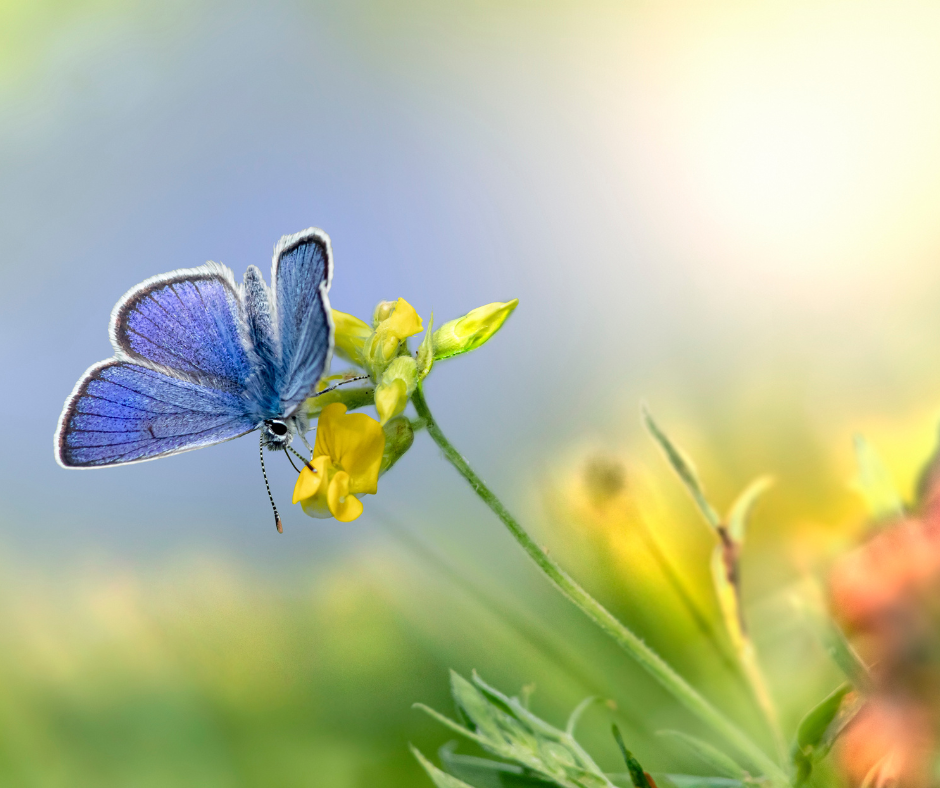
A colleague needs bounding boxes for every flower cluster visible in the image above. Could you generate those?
[830,498,940,787]
[291,296,518,522]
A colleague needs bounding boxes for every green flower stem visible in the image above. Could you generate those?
[411,385,788,785]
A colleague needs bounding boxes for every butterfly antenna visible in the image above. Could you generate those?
[284,450,302,474]
[313,375,369,397]
[259,435,283,534]
[287,444,313,469]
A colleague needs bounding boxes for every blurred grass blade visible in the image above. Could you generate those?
[642,405,722,531]
[412,745,478,788]
[822,621,872,692]
[565,696,599,737]
[789,584,873,692]
[612,725,655,788]
[710,547,746,653]
[710,547,784,759]
[655,776,745,788]
[726,476,774,544]
[853,435,904,521]
[657,731,748,780]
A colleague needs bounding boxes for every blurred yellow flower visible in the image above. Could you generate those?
[292,403,385,522]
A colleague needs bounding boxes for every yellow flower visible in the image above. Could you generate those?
[292,403,385,522]
[366,298,423,373]
[433,299,518,360]
[331,309,372,367]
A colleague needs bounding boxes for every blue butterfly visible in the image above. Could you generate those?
[54,228,335,526]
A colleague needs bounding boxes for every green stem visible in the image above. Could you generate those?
[411,386,788,785]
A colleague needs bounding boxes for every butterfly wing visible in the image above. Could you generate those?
[55,360,257,467]
[271,228,334,415]
[56,262,262,468]
[110,262,253,390]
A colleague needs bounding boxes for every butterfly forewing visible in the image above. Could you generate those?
[272,229,334,414]
[111,262,253,389]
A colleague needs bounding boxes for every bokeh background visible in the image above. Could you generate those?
[3,0,940,784]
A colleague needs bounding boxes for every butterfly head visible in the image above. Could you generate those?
[260,412,309,451]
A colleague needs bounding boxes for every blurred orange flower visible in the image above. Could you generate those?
[830,499,940,787]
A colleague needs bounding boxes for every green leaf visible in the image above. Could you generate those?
[413,745,479,788]
[642,405,721,531]
[451,672,540,757]
[657,731,748,780]
[790,683,853,786]
[853,435,904,521]
[726,476,774,544]
[795,683,851,752]
[612,725,654,788]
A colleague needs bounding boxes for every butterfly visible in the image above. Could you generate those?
[54,228,335,528]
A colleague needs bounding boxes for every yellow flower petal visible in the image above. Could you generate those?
[384,298,423,340]
[328,470,363,522]
[292,457,324,504]
[313,403,385,494]
[297,456,335,518]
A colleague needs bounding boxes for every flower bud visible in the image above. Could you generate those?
[366,298,423,375]
[380,416,415,475]
[433,299,518,360]
[416,313,434,380]
[375,356,417,424]
[372,300,397,327]
[331,310,372,367]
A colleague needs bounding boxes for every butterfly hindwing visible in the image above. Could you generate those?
[271,228,334,415]
[55,360,257,467]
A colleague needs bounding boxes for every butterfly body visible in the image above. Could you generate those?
[55,228,334,468]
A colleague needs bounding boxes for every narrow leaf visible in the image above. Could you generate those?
[853,435,904,521]
[439,746,558,788]
[612,725,654,788]
[710,547,745,652]
[413,703,491,750]
[657,731,748,780]
[412,745,478,788]
[726,476,774,544]
[642,405,721,531]
[565,696,599,737]
[795,683,852,753]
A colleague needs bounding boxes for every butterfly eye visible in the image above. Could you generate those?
[269,420,289,436]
